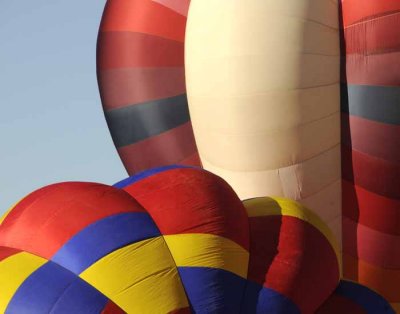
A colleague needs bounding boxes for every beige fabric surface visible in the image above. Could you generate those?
[185,0,341,246]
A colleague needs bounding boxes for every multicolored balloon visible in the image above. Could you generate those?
[97,0,200,175]
[116,166,341,313]
[4,0,395,312]
[0,167,341,313]
[340,0,400,310]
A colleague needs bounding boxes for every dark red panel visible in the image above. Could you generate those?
[179,152,201,167]
[247,215,339,314]
[341,114,400,164]
[121,168,250,250]
[342,179,400,235]
[342,146,400,199]
[345,52,400,86]
[343,217,400,269]
[97,32,184,69]
[317,294,366,314]
[101,300,125,314]
[0,246,21,262]
[100,0,187,42]
[117,122,199,175]
[98,67,185,109]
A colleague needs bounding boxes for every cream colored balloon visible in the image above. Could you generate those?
[185,0,341,245]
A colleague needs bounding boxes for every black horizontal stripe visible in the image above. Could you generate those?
[105,94,190,147]
[341,84,400,125]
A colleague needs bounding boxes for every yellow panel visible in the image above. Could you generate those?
[80,237,188,314]
[0,252,47,312]
[164,233,249,278]
[243,197,341,272]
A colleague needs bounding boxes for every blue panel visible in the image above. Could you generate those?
[113,165,199,188]
[177,267,247,314]
[241,280,300,314]
[335,280,395,314]
[6,262,108,314]
[44,275,109,314]
[52,212,160,274]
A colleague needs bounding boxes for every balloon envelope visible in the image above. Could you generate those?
[185,0,342,246]
[97,0,200,175]
[340,0,400,310]
[117,167,340,314]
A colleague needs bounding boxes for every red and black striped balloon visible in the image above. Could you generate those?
[340,0,400,310]
[97,0,200,175]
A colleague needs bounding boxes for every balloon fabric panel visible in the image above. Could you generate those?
[97,0,200,175]
[340,0,400,308]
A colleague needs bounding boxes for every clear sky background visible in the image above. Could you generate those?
[0,1,127,214]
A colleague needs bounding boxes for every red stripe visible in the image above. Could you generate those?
[121,168,250,250]
[117,122,199,175]
[341,114,400,164]
[317,294,366,314]
[344,52,400,86]
[342,146,400,199]
[0,183,144,259]
[342,180,400,235]
[101,300,125,313]
[0,247,21,262]
[98,67,186,110]
[100,0,187,42]
[97,32,184,69]
[179,152,201,167]
[342,0,400,27]
[151,0,190,17]
[343,217,400,269]
[344,12,400,55]
[247,215,339,314]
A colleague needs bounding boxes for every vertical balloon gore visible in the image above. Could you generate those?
[185,0,342,248]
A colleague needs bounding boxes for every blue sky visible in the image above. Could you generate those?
[0,1,127,213]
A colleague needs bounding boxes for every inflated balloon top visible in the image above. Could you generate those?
[0,167,395,313]
[0,167,341,313]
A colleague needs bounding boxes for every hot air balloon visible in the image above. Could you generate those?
[340,0,400,310]
[185,0,342,246]
[97,0,200,175]
[0,183,189,313]
[0,168,341,313]
[116,166,340,313]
